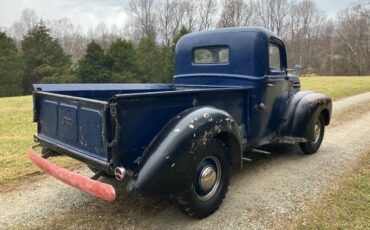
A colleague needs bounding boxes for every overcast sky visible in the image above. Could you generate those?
[0,0,353,32]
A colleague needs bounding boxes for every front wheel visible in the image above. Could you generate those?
[173,139,230,219]
[299,114,325,154]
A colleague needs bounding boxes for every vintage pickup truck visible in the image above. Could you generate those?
[28,27,332,218]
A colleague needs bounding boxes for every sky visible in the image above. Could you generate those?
[316,0,355,17]
[0,0,354,32]
[0,0,129,31]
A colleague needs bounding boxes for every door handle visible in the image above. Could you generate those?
[267,83,275,87]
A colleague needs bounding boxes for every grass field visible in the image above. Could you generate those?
[0,76,369,185]
[296,151,370,229]
[0,96,79,186]
[300,76,370,100]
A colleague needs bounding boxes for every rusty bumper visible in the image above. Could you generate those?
[27,148,116,202]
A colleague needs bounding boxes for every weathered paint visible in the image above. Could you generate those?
[126,106,242,197]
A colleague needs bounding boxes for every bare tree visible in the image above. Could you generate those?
[352,0,370,9]
[7,8,40,49]
[254,0,290,36]
[157,0,186,46]
[128,0,158,40]
[7,22,25,49]
[197,0,218,31]
[218,0,256,28]
[21,8,39,32]
[95,22,111,49]
[335,5,370,75]
[182,0,198,32]
[48,18,85,60]
[3,1,369,76]
[284,0,328,73]
[109,24,127,40]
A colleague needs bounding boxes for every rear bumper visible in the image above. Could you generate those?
[27,148,116,202]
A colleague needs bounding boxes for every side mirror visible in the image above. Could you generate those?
[293,64,302,76]
[293,64,302,72]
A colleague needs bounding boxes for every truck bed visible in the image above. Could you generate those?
[33,84,252,170]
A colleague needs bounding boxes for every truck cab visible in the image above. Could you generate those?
[29,27,332,219]
[175,27,299,146]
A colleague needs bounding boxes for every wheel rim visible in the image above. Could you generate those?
[194,156,221,201]
[313,119,321,143]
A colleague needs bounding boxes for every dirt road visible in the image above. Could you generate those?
[2,92,370,230]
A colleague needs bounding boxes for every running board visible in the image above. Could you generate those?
[251,149,271,155]
[242,157,252,162]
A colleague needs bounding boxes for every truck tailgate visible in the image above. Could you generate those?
[34,91,110,163]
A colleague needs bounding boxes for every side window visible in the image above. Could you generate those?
[269,43,282,72]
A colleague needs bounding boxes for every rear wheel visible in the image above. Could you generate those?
[299,114,325,154]
[173,139,230,219]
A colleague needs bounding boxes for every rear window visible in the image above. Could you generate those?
[193,46,229,64]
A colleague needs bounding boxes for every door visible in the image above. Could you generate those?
[262,39,290,136]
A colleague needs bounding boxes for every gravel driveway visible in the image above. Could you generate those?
[1,92,370,230]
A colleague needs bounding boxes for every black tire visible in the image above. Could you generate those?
[173,139,230,219]
[299,114,325,154]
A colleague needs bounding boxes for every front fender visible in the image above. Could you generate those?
[282,91,332,141]
[127,106,241,197]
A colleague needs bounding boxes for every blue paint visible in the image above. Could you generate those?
[113,88,250,169]
[34,83,173,101]
[37,92,109,162]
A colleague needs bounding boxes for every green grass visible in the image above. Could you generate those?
[297,152,370,229]
[0,96,78,186]
[300,76,370,100]
[0,76,369,185]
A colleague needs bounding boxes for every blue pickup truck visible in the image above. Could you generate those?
[28,27,332,218]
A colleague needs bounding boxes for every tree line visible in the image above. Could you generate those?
[0,0,369,97]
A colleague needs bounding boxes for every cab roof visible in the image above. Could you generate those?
[174,27,284,81]
[181,26,279,40]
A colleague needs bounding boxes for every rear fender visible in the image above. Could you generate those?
[282,91,332,141]
[127,106,241,197]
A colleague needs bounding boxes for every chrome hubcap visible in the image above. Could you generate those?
[195,156,221,201]
[313,120,321,143]
[199,166,217,191]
